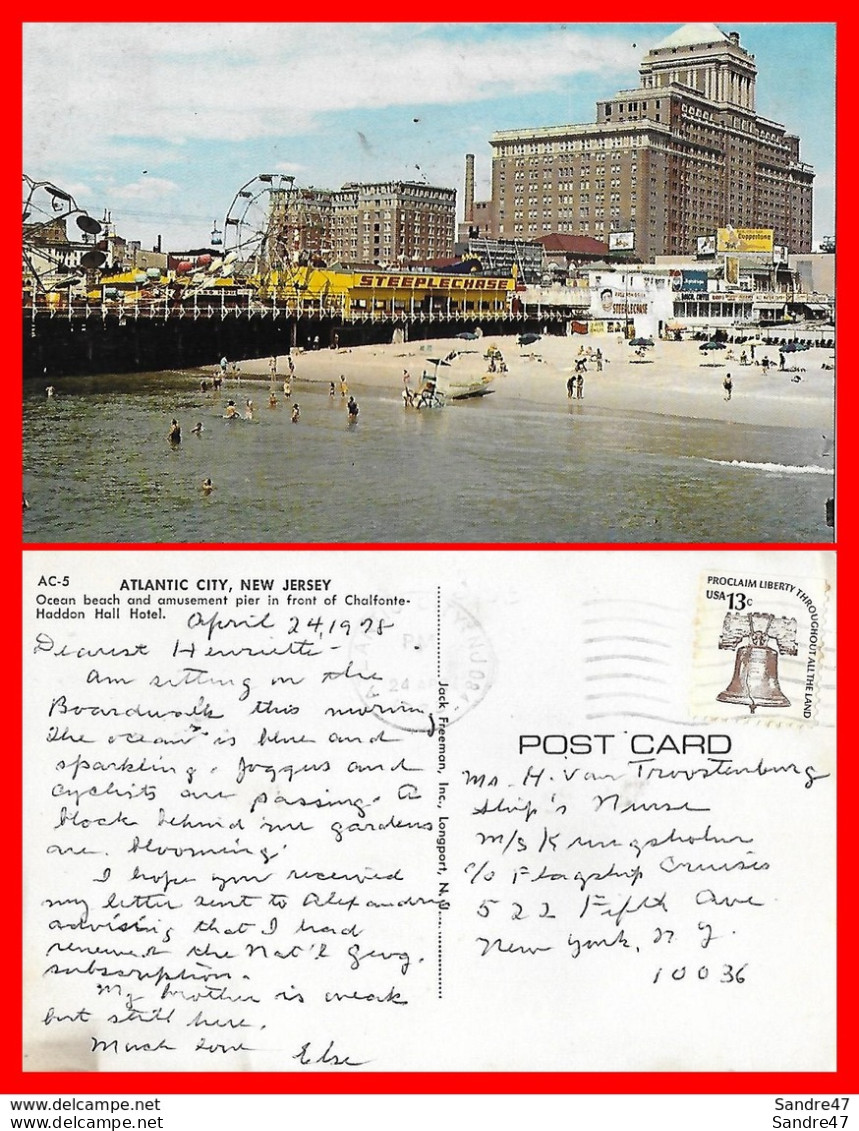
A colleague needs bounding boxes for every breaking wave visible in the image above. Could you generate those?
[701,459,831,475]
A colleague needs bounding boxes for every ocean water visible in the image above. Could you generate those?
[22,371,834,544]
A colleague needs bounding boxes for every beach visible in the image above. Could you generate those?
[236,330,835,432]
[22,330,835,545]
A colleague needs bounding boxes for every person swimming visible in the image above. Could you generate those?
[201,477,214,493]
[224,400,240,419]
[191,421,203,435]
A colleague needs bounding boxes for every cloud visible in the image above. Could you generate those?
[24,22,640,162]
[110,176,179,201]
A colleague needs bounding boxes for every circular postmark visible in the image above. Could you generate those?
[347,591,495,734]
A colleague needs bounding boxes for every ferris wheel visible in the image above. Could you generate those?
[22,174,105,292]
[222,173,298,278]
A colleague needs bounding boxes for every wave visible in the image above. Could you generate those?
[701,459,832,475]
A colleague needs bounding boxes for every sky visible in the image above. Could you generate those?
[22,22,836,253]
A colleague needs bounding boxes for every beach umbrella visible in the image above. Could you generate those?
[629,337,654,347]
[699,340,726,350]
[518,333,541,346]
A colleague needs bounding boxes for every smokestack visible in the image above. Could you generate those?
[464,154,475,223]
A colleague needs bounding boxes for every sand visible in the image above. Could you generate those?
[228,331,835,431]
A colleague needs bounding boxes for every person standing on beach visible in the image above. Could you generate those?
[566,374,575,399]
[220,356,228,376]
[576,373,584,399]
[288,354,295,376]
[595,348,603,371]
[269,356,277,381]
[723,373,733,401]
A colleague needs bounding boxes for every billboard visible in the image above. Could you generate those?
[725,256,740,285]
[609,231,635,251]
[716,227,774,253]
[697,235,717,256]
[681,269,709,293]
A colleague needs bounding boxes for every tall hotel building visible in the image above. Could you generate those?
[485,24,814,259]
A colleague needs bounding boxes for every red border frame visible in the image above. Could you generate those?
[8,7,852,1097]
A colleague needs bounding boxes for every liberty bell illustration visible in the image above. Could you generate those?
[716,610,797,713]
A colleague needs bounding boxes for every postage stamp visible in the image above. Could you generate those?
[691,566,833,726]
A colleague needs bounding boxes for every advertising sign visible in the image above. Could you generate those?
[716,227,775,253]
[609,231,635,251]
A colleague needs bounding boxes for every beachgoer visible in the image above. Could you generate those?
[403,369,411,387]
[200,379,209,393]
[283,379,291,396]
[750,344,756,361]
[291,403,300,423]
[225,400,240,418]
[740,351,748,366]
[168,418,181,443]
[576,373,584,400]
[595,349,603,371]
[269,393,278,408]
[269,356,277,378]
[201,477,214,493]
[191,422,203,435]
[347,396,359,421]
[779,352,786,371]
[340,376,348,398]
[566,375,575,399]
[245,398,254,418]
[219,356,228,375]
[287,355,295,375]
[213,375,222,390]
[723,373,733,401]
[329,382,336,398]
[46,385,55,397]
